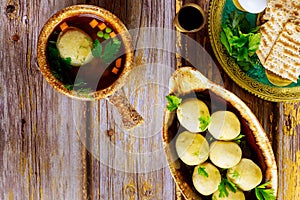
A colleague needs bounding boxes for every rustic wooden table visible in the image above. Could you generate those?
[1,0,299,199]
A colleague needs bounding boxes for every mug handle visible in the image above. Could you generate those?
[107,89,144,130]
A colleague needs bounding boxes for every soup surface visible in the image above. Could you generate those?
[47,15,126,92]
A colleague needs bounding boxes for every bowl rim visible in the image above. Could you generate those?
[37,4,134,100]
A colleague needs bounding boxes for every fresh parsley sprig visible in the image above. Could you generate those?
[65,80,87,91]
[65,80,93,99]
[198,116,211,131]
[197,166,209,178]
[255,181,276,200]
[233,134,245,144]
[92,39,102,57]
[92,38,122,64]
[165,95,182,112]
[218,177,237,198]
[220,10,261,72]
[102,39,122,64]
[47,41,72,84]
[193,151,200,157]
[229,170,240,179]
[76,87,93,99]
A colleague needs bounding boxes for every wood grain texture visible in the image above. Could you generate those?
[1,0,87,199]
[276,103,300,200]
[86,0,177,199]
[1,0,300,199]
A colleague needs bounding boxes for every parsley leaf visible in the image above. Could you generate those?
[77,87,93,97]
[233,134,245,144]
[47,41,92,96]
[92,39,102,57]
[65,84,73,91]
[199,116,211,131]
[218,178,237,198]
[220,10,261,73]
[102,39,122,64]
[47,41,73,84]
[229,170,240,179]
[165,95,182,112]
[65,80,87,91]
[229,34,248,48]
[237,47,249,62]
[220,31,232,55]
[248,33,261,54]
[230,11,245,30]
[91,38,122,64]
[65,80,93,99]
[193,151,200,156]
[197,166,209,178]
[255,181,276,200]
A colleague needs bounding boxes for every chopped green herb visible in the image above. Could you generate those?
[233,134,245,144]
[113,37,120,43]
[65,80,92,93]
[229,170,240,179]
[255,181,276,200]
[47,41,72,84]
[212,196,218,200]
[92,39,103,58]
[220,31,231,55]
[79,45,88,50]
[65,84,73,91]
[53,30,59,36]
[101,39,122,63]
[218,177,237,198]
[165,95,182,112]
[73,81,87,87]
[48,41,93,96]
[84,36,92,42]
[62,57,72,66]
[68,82,94,99]
[77,90,94,99]
[220,10,261,72]
[193,151,200,157]
[199,116,211,131]
[77,87,92,95]
[91,38,122,64]
[197,166,209,178]
[248,33,261,56]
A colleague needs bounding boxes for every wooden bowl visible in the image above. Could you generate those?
[37,4,134,100]
[162,67,277,199]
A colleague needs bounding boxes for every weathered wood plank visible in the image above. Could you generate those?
[276,103,300,200]
[0,0,87,199]
[87,0,178,199]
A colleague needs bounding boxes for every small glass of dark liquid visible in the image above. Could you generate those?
[174,3,206,33]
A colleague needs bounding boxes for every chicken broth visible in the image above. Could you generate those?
[47,15,126,91]
[167,89,265,199]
